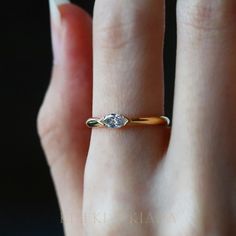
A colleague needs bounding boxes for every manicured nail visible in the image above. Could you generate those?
[49,0,70,28]
[49,0,70,65]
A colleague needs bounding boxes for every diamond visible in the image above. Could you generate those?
[101,113,129,128]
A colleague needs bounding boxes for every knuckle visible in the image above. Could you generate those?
[95,19,144,51]
[37,106,62,149]
[94,7,155,51]
[37,106,67,168]
[37,103,88,168]
[177,1,236,31]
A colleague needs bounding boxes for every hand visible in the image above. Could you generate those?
[37,0,236,235]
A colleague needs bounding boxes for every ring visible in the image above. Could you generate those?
[86,113,170,129]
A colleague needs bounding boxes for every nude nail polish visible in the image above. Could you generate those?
[49,0,70,28]
[49,0,70,65]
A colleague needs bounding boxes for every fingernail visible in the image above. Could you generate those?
[49,0,70,28]
[49,0,70,64]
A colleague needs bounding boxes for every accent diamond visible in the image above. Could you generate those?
[101,114,128,128]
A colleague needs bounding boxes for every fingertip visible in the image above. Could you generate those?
[51,3,92,68]
[46,2,93,132]
[60,3,92,22]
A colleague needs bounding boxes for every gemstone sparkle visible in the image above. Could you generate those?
[101,114,128,128]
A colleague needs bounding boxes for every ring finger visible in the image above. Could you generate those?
[83,0,167,234]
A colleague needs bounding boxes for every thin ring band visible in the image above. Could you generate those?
[86,113,170,129]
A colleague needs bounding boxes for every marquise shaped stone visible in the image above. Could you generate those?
[101,114,128,128]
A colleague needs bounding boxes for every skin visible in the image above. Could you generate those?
[37,0,236,235]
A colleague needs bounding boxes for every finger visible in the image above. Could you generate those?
[83,0,167,234]
[93,0,165,116]
[37,1,92,235]
[171,1,236,158]
[167,0,236,231]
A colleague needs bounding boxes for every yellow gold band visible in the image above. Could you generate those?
[86,113,170,129]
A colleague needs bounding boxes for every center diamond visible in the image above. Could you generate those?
[101,114,128,128]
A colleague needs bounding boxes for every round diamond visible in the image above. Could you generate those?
[101,114,128,128]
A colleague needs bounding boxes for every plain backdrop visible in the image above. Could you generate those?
[0,0,176,235]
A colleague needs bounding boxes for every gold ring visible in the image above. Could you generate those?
[86,113,170,129]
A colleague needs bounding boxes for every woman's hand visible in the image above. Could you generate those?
[37,0,236,235]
